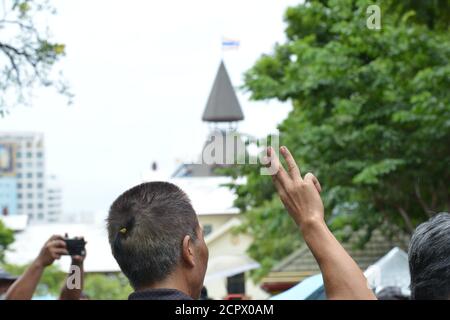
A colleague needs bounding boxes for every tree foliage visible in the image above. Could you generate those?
[0,0,71,115]
[228,0,450,278]
[0,220,14,263]
[83,273,133,300]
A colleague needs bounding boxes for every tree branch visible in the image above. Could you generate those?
[0,42,22,84]
[397,206,415,234]
[414,182,433,218]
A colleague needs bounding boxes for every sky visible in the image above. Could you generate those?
[0,0,300,215]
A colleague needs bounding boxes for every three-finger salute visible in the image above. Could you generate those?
[267,146,324,228]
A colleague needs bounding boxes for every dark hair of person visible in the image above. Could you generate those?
[107,182,198,289]
[408,212,450,300]
[376,286,409,300]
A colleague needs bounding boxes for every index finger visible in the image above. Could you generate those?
[267,147,289,183]
[280,146,302,181]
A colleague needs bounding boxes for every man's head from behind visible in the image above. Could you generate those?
[408,212,450,300]
[107,182,208,299]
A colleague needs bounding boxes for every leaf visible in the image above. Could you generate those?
[353,159,405,185]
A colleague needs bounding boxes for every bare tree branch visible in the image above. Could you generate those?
[0,42,22,84]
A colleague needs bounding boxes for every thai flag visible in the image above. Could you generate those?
[221,38,240,50]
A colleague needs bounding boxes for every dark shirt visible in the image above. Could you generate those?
[128,288,193,300]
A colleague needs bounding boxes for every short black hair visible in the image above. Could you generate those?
[408,212,450,300]
[376,286,409,300]
[107,181,199,289]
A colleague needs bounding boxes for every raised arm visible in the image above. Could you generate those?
[59,255,85,300]
[60,238,86,300]
[5,235,68,300]
[267,146,376,300]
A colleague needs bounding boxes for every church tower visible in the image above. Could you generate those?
[172,61,245,177]
[202,60,244,129]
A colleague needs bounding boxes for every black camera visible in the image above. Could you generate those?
[63,236,86,256]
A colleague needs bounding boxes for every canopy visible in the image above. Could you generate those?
[6,222,121,273]
[204,255,260,283]
[364,247,410,294]
[270,274,324,300]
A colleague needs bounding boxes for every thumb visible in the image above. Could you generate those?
[304,172,322,193]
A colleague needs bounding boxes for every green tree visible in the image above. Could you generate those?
[0,221,14,263]
[228,0,450,278]
[84,273,133,300]
[0,0,71,115]
[0,220,14,263]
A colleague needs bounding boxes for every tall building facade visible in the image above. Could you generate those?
[46,175,62,223]
[0,141,18,216]
[0,177,17,215]
[0,132,54,222]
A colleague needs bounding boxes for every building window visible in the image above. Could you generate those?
[27,193,33,199]
[37,152,43,158]
[37,172,44,178]
[37,213,44,220]
[203,224,213,236]
[37,203,44,209]
[227,273,246,295]
[18,193,23,199]
[37,183,43,189]
[17,183,22,189]
[16,152,22,158]
[27,183,33,188]
[26,152,32,158]
[26,173,33,178]
[27,203,33,209]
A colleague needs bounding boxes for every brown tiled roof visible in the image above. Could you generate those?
[263,229,410,285]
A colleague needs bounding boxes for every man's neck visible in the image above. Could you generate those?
[136,272,194,298]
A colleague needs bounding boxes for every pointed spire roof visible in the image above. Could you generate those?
[202,61,244,122]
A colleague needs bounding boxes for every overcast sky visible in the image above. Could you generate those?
[0,0,300,215]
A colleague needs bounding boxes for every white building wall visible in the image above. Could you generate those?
[202,215,269,300]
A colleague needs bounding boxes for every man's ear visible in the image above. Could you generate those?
[181,235,195,268]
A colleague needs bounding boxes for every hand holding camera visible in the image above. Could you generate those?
[35,235,69,267]
[63,233,87,264]
[35,234,87,268]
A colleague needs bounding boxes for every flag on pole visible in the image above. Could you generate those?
[221,37,240,50]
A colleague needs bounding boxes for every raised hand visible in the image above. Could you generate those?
[35,235,68,267]
[267,146,324,228]
[266,145,376,300]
